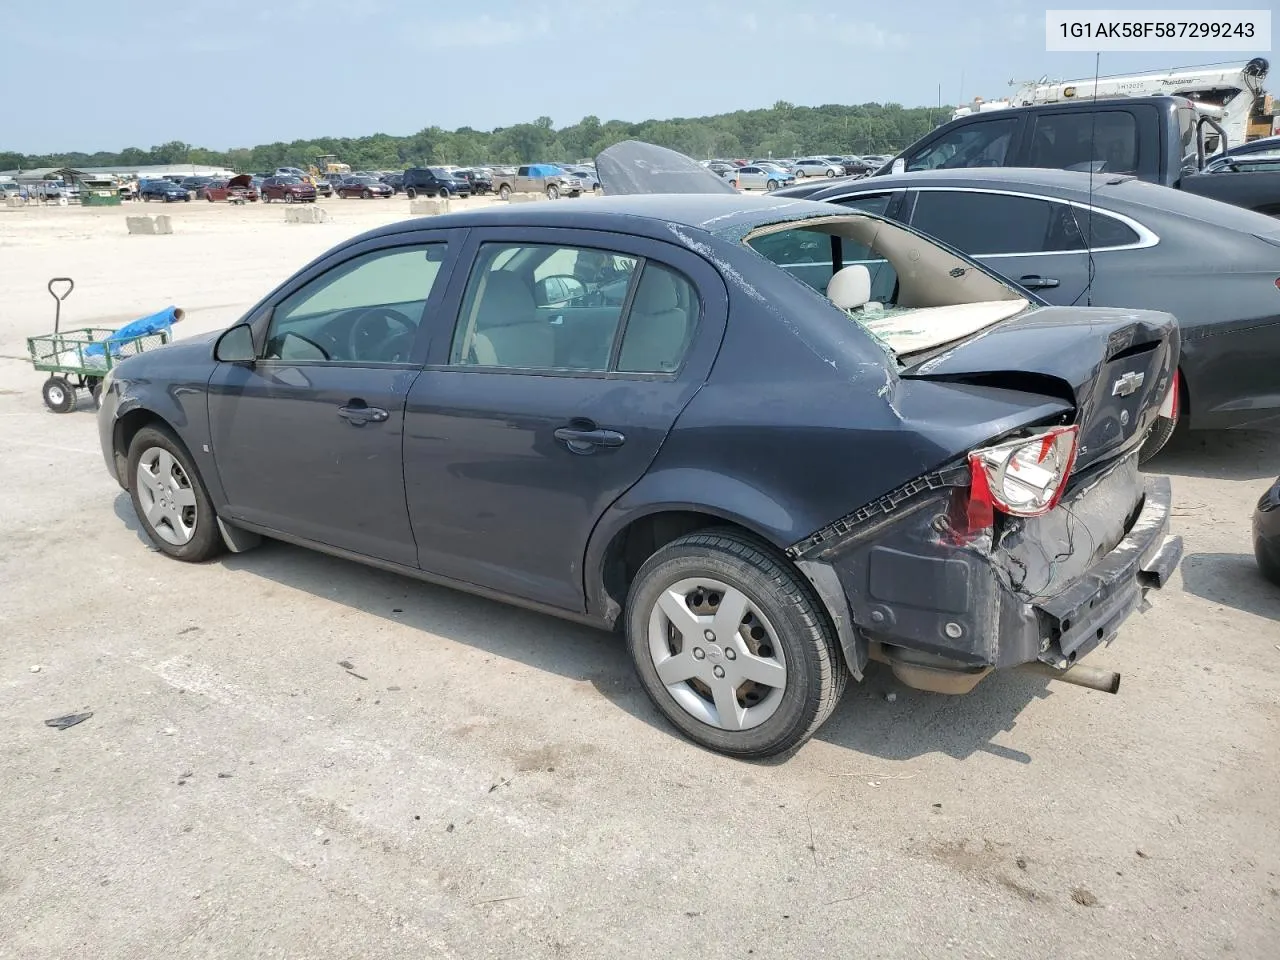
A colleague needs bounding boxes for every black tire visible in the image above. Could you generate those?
[285,193,295,204]
[1256,537,1280,586]
[126,425,223,562]
[362,189,371,199]
[795,169,806,177]
[405,187,418,199]
[766,179,778,191]
[547,184,560,200]
[498,184,511,200]
[41,376,75,413]
[436,188,450,200]
[88,377,103,407]
[625,529,846,758]
[143,194,151,202]
[1138,414,1179,464]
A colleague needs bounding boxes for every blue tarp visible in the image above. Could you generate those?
[83,306,181,358]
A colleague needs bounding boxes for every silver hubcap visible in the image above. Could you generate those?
[136,447,198,545]
[47,385,66,405]
[647,577,787,731]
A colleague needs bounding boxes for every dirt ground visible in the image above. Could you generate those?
[1,198,1278,960]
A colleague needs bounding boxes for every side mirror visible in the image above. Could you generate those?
[214,323,256,364]
[534,275,587,307]
[891,158,905,174]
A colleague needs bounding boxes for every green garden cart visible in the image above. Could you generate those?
[25,278,172,413]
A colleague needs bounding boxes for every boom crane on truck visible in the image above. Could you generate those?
[954,58,1273,149]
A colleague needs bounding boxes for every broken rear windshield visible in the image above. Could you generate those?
[744,215,1029,357]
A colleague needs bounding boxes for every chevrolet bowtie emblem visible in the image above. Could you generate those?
[1112,371,1145,397]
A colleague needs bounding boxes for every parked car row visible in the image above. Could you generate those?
[699,154,888,189]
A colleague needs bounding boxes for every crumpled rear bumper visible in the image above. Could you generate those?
[795,454,1181,685]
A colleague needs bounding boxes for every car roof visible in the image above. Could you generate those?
[363,193,843,242]
[780,166,1280,236]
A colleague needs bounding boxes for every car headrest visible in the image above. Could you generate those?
[632,267,680,313]
[827,264,872,310]
[477,272,536,325]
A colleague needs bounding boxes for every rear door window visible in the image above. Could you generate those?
[449,242,699,375]
[910,189,1143,255]
[1026,110,1141,175]
[835,192,896,218]
[905,118,1018,171]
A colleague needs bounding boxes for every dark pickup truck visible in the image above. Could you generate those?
[878,96,1280,217]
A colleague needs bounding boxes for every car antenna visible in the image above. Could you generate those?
[1084,51,1101,307]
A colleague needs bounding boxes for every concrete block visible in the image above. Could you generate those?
[126,215,173,235]
[506,193,544,203]
[4,197,25,208]
[284,205,329,223]
[409,198,450,216]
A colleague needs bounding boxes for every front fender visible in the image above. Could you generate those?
[105,351,222,506]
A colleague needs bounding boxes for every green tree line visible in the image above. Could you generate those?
[1,101,947,173]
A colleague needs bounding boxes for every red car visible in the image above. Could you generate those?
[336,175,393,199]
[260,176,317,203]
[205,174,259,203]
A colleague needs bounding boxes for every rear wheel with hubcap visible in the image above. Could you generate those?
[626,530,846,758]
[127,425,222,561]
[498,184,511,200]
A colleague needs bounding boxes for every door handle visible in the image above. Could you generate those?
[337,402,389,425]
[1019,275,1060,290]
[554,424,626,454]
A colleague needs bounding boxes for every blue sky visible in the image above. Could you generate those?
[1,0,1271,153]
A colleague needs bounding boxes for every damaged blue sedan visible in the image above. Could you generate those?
[97,147,1183,757]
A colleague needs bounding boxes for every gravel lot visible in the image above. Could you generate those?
[2,199,1278,960]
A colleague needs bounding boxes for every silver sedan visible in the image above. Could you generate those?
[791,158,844,178]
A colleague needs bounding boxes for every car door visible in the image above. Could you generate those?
[206,233,461,565]
[402,227,728,611]
[904,187,1095,303]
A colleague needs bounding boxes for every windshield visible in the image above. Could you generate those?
[744,214,1026,357]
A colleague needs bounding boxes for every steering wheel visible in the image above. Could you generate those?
[346,307,415,362]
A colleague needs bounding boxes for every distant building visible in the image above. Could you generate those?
[0,163,235,183]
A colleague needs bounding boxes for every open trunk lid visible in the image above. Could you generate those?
[901,305,1179,470]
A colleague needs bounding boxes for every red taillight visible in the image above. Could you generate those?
[967,425,1079,519]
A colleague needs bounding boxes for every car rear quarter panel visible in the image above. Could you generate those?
[1088,221,1280,428]
[586,238,1074,562]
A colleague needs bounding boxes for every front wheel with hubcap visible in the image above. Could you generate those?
[547,184,560,200]
[127,426,223,561]
[626,530,846,758]
[498,184,511,200]
[766,179,778,191]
